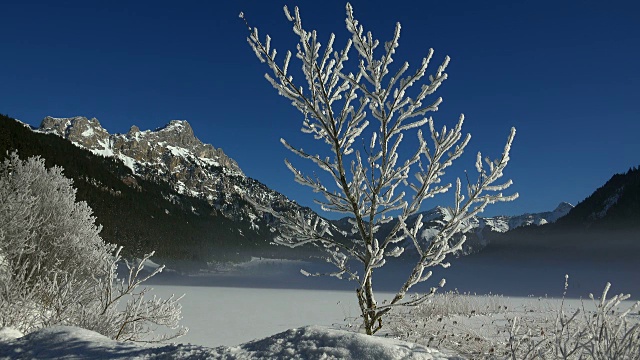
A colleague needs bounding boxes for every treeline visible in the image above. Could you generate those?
[555,166,640,230]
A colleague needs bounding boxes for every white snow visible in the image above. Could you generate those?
[162,120,188,131]
[166,144,191,158]
[89,138,115,158]
[200,157,221,167]
[116,153,137,174]
[0,328,23,342]
[421,228,439,243]
[0,325,461,359]
[175,180,187,194]
[81,127,95,137]
[1,252,638,359]
[13,119,32,129]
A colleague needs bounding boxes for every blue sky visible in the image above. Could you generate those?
[1,0,638,218]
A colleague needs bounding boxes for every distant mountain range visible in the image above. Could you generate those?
[2,113,638,264]
[485,165,640,259]
[331,202,574,255]
[33,116,575,253]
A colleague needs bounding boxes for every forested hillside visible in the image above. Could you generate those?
[0,114,316,265]
[484,166,640,259]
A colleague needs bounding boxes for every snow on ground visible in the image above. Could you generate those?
[147,283,640,351]
[2,254,637,359]
[0,325,462,360]
[145,253,639,349]
[0,328,23,342]
[150,285,369,347]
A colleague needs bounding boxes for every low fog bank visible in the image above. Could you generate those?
[430,251,638,298]
[145,245,639,299]
[487,229,640,260]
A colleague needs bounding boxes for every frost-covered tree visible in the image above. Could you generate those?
[0,151,186,342]
[242,4,517,335]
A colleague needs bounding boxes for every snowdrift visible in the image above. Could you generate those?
[0,325,463,360]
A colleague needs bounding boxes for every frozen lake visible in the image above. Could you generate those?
[148,253,639,348]
[151,285,367,347]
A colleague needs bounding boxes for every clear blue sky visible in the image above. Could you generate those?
[1,0,638,218]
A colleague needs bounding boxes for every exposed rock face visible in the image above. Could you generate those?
[38,116,294,225]
[40,116,111,151]
[40,116,242,175]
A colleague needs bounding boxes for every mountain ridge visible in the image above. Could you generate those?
[13,114,636,262]
[37,116,304,229]
[36,115,579,255]
[484,165,640,257]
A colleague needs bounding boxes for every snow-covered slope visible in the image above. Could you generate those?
[0,326,463,360]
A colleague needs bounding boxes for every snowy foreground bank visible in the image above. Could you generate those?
[0,325,462,360]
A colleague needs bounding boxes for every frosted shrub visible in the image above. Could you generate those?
[0,152,186,342]
[242,3,517,334]
[506,278,640,360]
[386,291,508,357]
[387,277,640,359]
[399,290,507,319]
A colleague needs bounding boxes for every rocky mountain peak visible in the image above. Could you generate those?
[38,116,255,212]
[128,125,140,134]
[151,120,199,148]
[39,116,110,152]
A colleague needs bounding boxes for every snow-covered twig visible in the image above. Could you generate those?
[242,3,517,335]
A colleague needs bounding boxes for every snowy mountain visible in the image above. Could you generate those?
[466,201,573,241]
[36,116,575,250]
[333,202,573,254]
[37,116,302,229]
[423,202,573,252]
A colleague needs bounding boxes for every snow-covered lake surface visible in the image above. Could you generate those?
[1,253,637,359]
[146,253,639,348]
[150,285,370,347]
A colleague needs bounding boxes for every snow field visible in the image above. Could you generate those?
[149,285,380,347]
[0,325,462,359]
[2,255,638,359]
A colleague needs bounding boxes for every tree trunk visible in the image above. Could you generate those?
[358,272,378,335]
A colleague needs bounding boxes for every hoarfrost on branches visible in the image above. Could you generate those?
[242,3,517,335]
[0,151,186,342]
